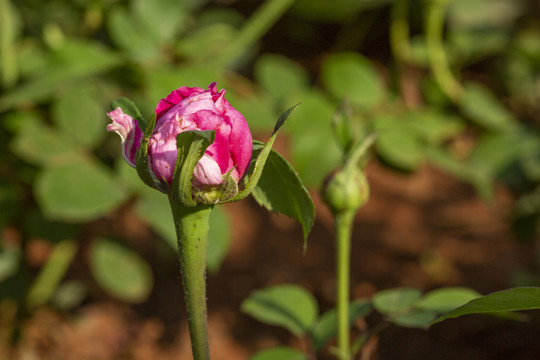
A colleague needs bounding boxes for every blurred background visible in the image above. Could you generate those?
[1,0,540,359]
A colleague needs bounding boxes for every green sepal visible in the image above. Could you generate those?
[332,98,355,153]
[343,132,378,176]
[224,103,299,203]
[193,171,239,204]
[110,97,147,132]
[171,130,216,207]
[135,113,162,191]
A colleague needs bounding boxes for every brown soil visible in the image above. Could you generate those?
[6,161,540,360]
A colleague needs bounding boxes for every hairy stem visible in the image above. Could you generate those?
[169,199,214,360]
[335,210,355,360]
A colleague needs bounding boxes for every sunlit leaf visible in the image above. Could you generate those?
[107,7,159,62]
[11,117,81,167]
[251,144,314,241]
[255,54,309,101]
[52,86,104,149]
[416,287,481,313]
[286,91,342,186]
[373,288,422,315]
[133,0,187,42]
[0,41,121,110]
[35,161,128,222]
[241,284,318,335]
[321,52,384,109]
[460,83,517,132]
[430,287,540,325]
[390,309,437,328]
[90,238,153,303]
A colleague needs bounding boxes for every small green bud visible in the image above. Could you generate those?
[322,167,369,214]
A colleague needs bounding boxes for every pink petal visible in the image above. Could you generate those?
[222,104,252,179]
[106,107,143,167]
[193,154,224,187]
[155,86,205,119]
[187,110,232,175]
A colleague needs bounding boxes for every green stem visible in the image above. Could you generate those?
[425,0,462,101]
[169,199,214,360]
[335,210,355,360]
[217,0,295,66]
[390,0,411,63]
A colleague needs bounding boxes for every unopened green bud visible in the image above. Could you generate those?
[322,167,369,214]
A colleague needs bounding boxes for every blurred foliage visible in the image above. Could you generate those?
[244,284,540,359]
[1,0,540,352]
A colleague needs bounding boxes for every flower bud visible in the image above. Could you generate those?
[107,82,252,202]
[322,167,369,215]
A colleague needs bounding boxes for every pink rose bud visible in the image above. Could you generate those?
[107,82,252,196]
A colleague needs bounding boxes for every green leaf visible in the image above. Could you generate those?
[207,206,231,274]
[135,189,176,249]
[469,133,522,177]
[52,86,104,149]
[430,287,540,326]
[450,29,509,61]
[448,0,523,30]
[251,143,314,241]
[241,284,318,336]
[321,52,384,109]
[390,309,437,328]
[373,288,422,315]
[407,109,465,145]
[11,117,81,167]
[274,102,300,134]
[374,114,425,171]
[171,130,216,206]
[132,0,187,42]
[286,91,342,186]
[225,90,277,132]
[250,347,306,360]
[26,240,78,309]
[107,6,159,62]
[416,287,481,313]
[177,24,236,61]
[0,41,121,111]
[35,161,128,222]
[255,54,309,101]
[459,82,517,132]
[310,300,372,351]
[227,104,299,203]
[90,238,153,303]
[110,97,146,132]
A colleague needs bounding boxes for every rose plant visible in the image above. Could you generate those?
[106,82,314,360]
[107,82,252,203]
